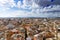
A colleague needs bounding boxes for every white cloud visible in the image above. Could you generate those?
[0,0,16,9]
[21,0,33,9]
[0,0,39,10]
[8,0,16,8]
[0,8,60,18]
[0,0,60,17]
[32,1,39,8]
[23,0,33,6]
[0,10,30,17]
[40,5,60,12]
[17,1,22,8]
[0,0,60,11]
[0,0,8,7]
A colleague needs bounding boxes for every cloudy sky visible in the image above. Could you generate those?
[0,0,60,18]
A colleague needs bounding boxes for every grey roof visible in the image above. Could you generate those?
[6,23,15,29]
